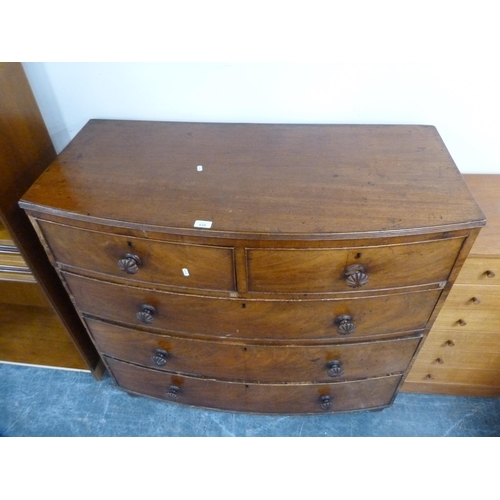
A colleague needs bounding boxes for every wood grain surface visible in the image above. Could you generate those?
[20,121,485,239]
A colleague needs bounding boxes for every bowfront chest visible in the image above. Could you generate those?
[20,122,485,413]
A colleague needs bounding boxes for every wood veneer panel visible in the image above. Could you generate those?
[20,121,485,239]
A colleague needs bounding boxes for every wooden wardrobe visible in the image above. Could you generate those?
[0,62,102,375]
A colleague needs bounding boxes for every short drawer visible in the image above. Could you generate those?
[86,317,421,382]
[37,220,235,291]
[105,357,403,413]
[246,237,464,293]
[432,284,500,333]
[64,272,440,341]
[455,257,500,285]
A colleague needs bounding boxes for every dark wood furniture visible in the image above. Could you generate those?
[404,174,500,396]
[0,62,102,374]
[19,121,484,413]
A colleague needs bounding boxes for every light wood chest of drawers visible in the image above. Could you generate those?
[404,175,500,396]
[19,122,484,413]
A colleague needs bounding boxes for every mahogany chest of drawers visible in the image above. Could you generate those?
[404,174,500,396]
[19,121,485,413]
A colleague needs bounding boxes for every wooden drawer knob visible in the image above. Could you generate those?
[471,297,481,305]
[485,270,496,278]
[335,314,356,335]
[344,264,368,288]
[118,253,141,274]
[326,360,344,377]
[457,318,467,326]
[137,304,156,324]
[320,395,333,411]
[166,385,181,401]
[152,348,169,366]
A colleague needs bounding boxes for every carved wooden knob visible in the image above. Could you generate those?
[457,318,467,326]
[118,253,141,274]
[344,264,368,288]
[436,357,444,364]
[152,349,169,366]
[445,340,455,347]
[166,385,181,401]
[137,304,156,324]
[471,297,481,305]
[485,270,496,278]
[326,360,344,377]
[320,395,333,411]
[335,314,356,335]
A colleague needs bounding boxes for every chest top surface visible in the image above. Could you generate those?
[20,121,485,239]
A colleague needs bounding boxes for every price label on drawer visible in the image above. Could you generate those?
[194,220,213,229]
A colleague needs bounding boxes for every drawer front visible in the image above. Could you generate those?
[432,284,500,332]
[86,318,421,382]
[455,257,500,285]
[38,220,235,291]
[105,357,403,413]
[247,237,464,293]
[64,272,441,340]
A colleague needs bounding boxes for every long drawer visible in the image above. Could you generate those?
[105,357,403,413]
[63,272,441,340]
[37,220,236,291]
[86,317,421,382]
[246,237,464,293]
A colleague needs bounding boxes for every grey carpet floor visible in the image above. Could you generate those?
[1,362,499,437]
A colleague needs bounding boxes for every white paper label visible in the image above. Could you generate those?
[182,268,190,276]
[194,220,212,228]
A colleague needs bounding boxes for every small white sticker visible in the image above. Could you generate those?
[197,165,203,171]
[194,220,212,228]
[182,268,190,277]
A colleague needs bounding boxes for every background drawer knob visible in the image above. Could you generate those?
[320,395,333,411]
[152,349,169,366]
[167,385,181,401]
[344,264,368,288]
[327,360,344,377]
[485,270,496,278]
[335,314,356,335]
[137,304,156,324]
[118,253,141,274]
[457,318,467,326]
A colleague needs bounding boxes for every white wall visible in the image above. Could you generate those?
[22,62,500,173]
